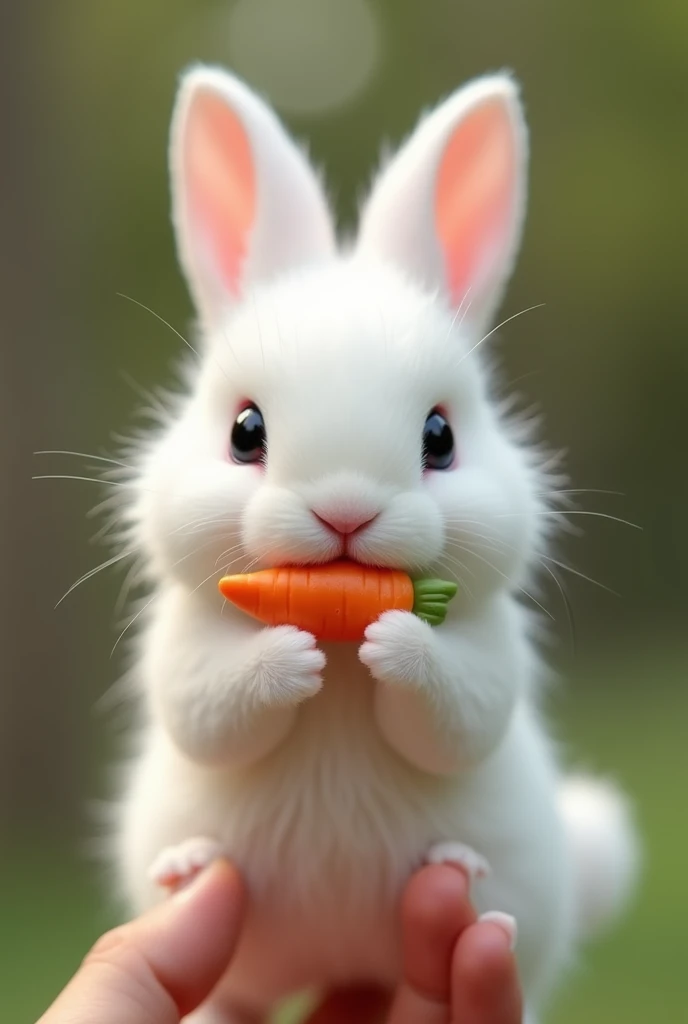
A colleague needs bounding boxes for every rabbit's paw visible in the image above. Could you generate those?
[253,625,325,705]
[426,841,491,882]
[359,610,438,687]
[148,836,223,890]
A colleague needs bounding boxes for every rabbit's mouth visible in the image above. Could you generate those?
[316,551,415,573]
[325,553,378,568]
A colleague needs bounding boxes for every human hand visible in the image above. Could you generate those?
[37,859,245,1024]
[306,863,522,1023]
[38,860,521,1024]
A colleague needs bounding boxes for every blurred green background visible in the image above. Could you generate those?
[2,1,686,1021]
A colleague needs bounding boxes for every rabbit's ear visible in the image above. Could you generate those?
[170,66,336,330]
[357,75,527,332]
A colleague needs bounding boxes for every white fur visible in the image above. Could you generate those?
[558,775,640,938]
[109,67,637,1022]
[357,73,528,332]
[170,65,335,331]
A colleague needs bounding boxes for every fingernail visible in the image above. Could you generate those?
[478,911,517,950]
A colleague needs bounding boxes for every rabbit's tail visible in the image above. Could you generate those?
[558,774,639,939]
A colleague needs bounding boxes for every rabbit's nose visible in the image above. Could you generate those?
[312,510,380,536]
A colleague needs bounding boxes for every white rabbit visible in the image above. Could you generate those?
[111,66,638,1023]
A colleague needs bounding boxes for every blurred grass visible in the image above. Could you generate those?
[4,654,686,1023]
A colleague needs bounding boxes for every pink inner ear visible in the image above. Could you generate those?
[436,100,515,309]
[185,92,256,296]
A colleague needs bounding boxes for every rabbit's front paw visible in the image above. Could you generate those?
[426,841,491,882]
[359,610,438,687]
[253,625,325,705]
[148,836,222,891]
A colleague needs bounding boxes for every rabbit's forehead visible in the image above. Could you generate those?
[215,264,479,406]
[219,330,471,416]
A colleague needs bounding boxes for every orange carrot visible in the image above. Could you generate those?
[218,561,457,642]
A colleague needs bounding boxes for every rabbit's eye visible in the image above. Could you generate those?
[231,404,266,464]
[423,409,455,470]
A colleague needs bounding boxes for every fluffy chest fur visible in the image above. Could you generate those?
[117,612,573,1013]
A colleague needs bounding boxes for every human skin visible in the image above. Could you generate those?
[37,860,522,1024]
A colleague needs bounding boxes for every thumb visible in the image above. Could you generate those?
[38,859,245,1024]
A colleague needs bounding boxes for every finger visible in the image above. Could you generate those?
[388,864,477,1024]
[304,985,391,1024]
[450,919,523,1024]
[38,859,245,1024]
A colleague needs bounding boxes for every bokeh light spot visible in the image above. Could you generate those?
[225,0,380,116]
